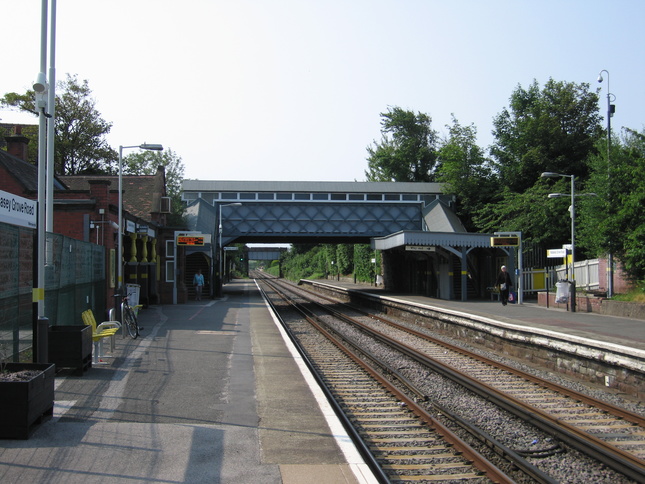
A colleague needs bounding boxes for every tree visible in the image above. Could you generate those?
[365,107,439,182]
[1,74,117,174]
[435,117,496,231]
[123,149,186,224]
[579,128,645,282]
[490,78,602,193]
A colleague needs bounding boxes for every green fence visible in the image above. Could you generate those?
[0,222,106,362]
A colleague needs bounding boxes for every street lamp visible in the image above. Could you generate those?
[542,172,597,312]
[597,69,615,297]
[218,203,242,297]
[117,143,163,297]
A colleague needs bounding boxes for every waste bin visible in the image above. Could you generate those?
[126,283,141,307]
[555,281,569,304]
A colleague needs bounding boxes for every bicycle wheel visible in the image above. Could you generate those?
[124,306,139,339]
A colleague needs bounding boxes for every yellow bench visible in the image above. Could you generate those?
[81,309,121,364]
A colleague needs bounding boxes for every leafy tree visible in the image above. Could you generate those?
[490,78,602,193]
[435,117,496,231]
[365,107,439,182]
[579,128,645,281]
[123,148,186,224]
[1,74,117,174]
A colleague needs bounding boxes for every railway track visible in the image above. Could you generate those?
[255,273,645,483]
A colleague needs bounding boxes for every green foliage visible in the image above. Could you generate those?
[490,78,601,193]
[354,244,379,283]
[365,107,439,182]
[124,149,186,225]
[580,128,645,281]
[1,74,118,174]
[436,117,496,231]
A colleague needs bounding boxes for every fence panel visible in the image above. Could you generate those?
[0,222,106,362]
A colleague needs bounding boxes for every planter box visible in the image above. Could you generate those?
[0,363,55,439]
[48,325,92,375]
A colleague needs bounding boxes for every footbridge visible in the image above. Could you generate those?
[179,180,506,301]
[183,180,452,245]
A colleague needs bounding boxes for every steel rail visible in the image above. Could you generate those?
[260,277,516,483]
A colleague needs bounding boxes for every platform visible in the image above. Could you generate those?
[310,279,645,352]
[0,280,376,484]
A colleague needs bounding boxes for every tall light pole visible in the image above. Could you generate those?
[542,172,597,312]
[597,69,615,297]
[117,144,163,298]
[218,203,242,297]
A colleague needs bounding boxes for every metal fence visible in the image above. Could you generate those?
[522,259,600,295]
[0,222,106,362]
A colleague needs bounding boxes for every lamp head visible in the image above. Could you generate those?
[140,143,163,151]
[597,74,603,83]
[541,172,560,178]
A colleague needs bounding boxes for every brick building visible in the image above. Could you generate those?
[0,126,177,314]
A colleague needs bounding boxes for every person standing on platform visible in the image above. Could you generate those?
[496,265,513,306]
[193,269,205,301]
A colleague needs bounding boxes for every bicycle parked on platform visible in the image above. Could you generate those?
[115,288,143,339]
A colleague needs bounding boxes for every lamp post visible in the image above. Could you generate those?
[542,172,597,312]
[597,69,615,298]
[117,143,163,300]
[218,203,242,297]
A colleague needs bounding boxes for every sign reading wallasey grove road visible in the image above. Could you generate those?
[0,189,37,228]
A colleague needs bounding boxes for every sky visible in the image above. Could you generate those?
[2,0,644,182]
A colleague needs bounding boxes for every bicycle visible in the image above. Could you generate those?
[121,292,142,339]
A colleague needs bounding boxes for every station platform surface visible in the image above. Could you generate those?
[309,279,645,353]
[0,280,375,484]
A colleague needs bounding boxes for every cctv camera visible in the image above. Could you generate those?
[33,72,48,93]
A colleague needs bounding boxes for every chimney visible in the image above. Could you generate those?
[5,126,30,162]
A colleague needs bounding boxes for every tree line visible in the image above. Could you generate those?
[284,78,645,286]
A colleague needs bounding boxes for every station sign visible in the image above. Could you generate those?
[224,246,238,251]
[0,189,36,229]
[176,235,205,246]
[547,248,568,258]
[490,236,519,247]
[405,245,436,252]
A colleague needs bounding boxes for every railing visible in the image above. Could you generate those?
[522,259,600,294]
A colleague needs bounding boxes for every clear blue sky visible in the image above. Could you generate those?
[2,0,644,181]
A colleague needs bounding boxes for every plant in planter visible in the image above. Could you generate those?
[0,344,55,439]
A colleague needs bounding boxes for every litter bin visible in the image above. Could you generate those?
[555,281,569,304]
[126,283,141,308]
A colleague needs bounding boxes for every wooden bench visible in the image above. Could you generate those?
[81,310,121,364]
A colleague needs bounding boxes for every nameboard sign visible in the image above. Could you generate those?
[0,190,37,229]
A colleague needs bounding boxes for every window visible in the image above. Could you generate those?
[384,194,400,201]
[349,194,364,201]
[331,193,346,200]
[277,193,292,200]
[166,240,175,258]
[294,193,310,200]
[166,261,175,282]
[258,193,274,200]
[312,193,328,200]
[222,192,238,200]
[367,194,382,201]
[240,193,256,200]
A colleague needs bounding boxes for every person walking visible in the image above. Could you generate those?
[496,265,513,306]
[193,269,205,301]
